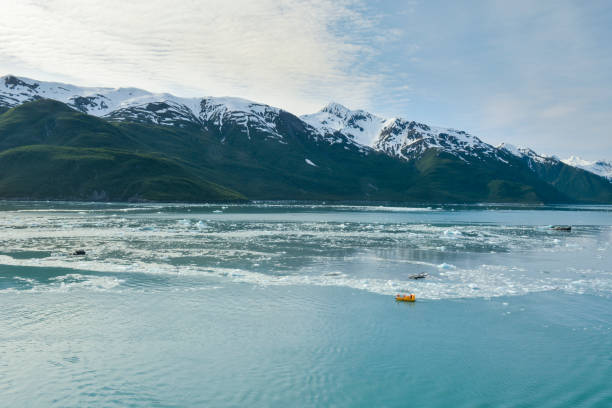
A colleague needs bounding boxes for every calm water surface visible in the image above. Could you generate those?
[0,202,611,407]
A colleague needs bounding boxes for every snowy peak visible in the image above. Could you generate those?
[3,75,39,92]
[0,75,287,141]
[1,75,55,108]
[497,143,523,157]
[498,143,557,164]
[0,74,176,116]
[303,102,500,162]
[562,156,612,181]
[375,119,498,161]
[300,102,386,146]
[199,97,281,139]
[320,102,352,116]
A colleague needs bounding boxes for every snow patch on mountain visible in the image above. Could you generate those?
[497,143,522,157]
[562,156,612,180]
[497,143,556,162]
[104,101,202,127]
[497,143,559,171]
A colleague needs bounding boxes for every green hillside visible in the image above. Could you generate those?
[408,150,568,203]
[0,145,245,202]
[525,159,612,203]
[0,99,140,151]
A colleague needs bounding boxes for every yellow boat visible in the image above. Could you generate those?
[395,294,415,302]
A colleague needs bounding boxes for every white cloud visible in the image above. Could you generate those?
[1,0,610,160]
[0,0,396,114]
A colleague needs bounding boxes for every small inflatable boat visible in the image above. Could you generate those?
[395,294,416,302]
[551,226,571,231]
[408,273,428,280]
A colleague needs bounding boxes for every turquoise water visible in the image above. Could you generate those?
[0,202,611,407]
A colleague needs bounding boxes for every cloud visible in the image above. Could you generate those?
[390,0,612,159]
[470,0,612,157]
[0,0,398,114]
[1,0,610,160]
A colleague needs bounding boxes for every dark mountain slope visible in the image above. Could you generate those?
[0,100,142,151]
[407,150,568,203]
[525,159,612,203]
[0,145,245,202]
[498,145,612,203]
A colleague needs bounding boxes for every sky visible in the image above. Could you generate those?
[1,0,611,159]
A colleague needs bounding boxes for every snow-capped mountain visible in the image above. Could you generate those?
[302,103,609,179]
[301,102,506,162]
[562,157,612,181]
[2,74,612,204]
[301,102,386,146]
[0,75,284,140]
[0,74,168,116]
[374,119,503,161]
[198,97,282,140]
[1,75,609,179]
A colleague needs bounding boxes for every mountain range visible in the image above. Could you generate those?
[1,74,611,203]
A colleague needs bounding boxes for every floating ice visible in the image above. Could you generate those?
[443,229,462,237]
[438,263,456,270]
[0,204,610,300]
